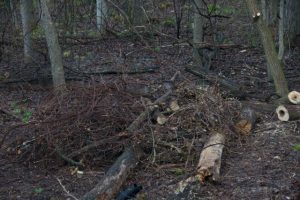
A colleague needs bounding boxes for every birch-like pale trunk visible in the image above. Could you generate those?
[96,0,107,30]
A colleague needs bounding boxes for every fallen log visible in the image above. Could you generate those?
[185,66,244,98]
[240,100,277,114]
[274,91,300,105]
[81,147,141,200]
[235,107,257,135]
[276,105,300,121]
[196,132,225,183]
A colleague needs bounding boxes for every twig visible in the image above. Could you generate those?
[56,177,79,200]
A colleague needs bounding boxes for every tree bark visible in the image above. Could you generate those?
[10,0,19,29]
[246,0,289,97]
[278,0,300,60]
[39,0,66,91]
[261,0,278,81]
[20,0,34,63]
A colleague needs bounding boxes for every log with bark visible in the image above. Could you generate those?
[235,107,257,135]
[276,105,300,121]
[81,147,142,200]
[185,66,245,98]
[196,132,225,182]
[274,91,300,105]
[240,100,277,114]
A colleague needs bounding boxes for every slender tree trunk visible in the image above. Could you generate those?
[278,0,300,60]
[39,0,66,91]
[246,0,288,97]
[132,0,144,26]
[261,0,278,81]
[10,0,18,29]
[96,0,107,31]
[20,0,34,64]
[192,0,204,69]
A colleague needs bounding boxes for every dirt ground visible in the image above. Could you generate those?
[1,1,300,200]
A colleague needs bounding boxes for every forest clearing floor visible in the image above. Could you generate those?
[0,35,299,199]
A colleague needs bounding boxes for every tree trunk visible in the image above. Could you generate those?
[192,0,204,69]
[278,0,300,60]
[246,0,289,97]
[10,0,18,29]
[96,0,107,31]
[261,0,278,81]
[132,0,144,26]
[39,0,66,91]
[20,0,34,64]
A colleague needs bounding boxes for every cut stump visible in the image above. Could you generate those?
[235,107,257,135]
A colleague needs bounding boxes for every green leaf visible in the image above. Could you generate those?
[293,144,300,151]
[22,111,32,123]
[13,108,21,114]
[63,50,71,58]
[154,47,161,53]
[33,187,44,194]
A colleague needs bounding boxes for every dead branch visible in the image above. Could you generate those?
[57,177,79,200]
[126,71,180,133]
[185,66,244,98]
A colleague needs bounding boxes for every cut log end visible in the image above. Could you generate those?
[288,91,300,104]
[276,105,300,121]
[169,100,180,111]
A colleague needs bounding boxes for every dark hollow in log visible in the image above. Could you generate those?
[276,105,300,121]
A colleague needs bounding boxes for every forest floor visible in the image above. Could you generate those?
[1,2,300,200]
